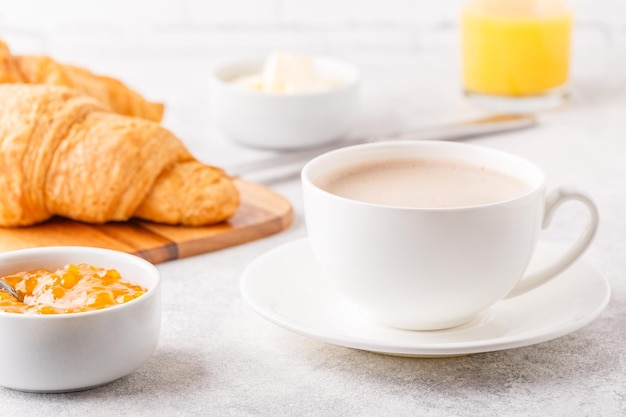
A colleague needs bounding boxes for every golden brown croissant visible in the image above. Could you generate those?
[0,84,239,227]
[0,40,164,122]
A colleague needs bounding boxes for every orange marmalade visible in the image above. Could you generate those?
[0,264,146,314]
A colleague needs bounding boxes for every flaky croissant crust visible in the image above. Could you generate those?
[0,39,164,122]
[0,84,239,227]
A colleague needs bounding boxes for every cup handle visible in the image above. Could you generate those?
[506,187,599,299]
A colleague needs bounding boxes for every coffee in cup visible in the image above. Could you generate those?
[314,157,531,209]
[302,141,598,330]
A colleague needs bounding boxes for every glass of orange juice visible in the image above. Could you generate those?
[461,0,572,112]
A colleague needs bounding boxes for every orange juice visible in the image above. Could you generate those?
[462,0,572,97]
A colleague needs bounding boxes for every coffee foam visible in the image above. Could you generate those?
[315,157,532,208]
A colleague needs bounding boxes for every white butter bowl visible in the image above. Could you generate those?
[0,246,161,393]
[210,56,360,150]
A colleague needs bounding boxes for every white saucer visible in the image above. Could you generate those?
[240,238,610,357]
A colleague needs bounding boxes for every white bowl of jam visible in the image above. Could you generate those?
[0,246,160,393]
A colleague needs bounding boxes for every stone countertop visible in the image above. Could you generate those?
[1,38,626,417]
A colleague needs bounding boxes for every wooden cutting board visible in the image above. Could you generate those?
[0,179,293,264]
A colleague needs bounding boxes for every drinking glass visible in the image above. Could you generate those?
[461,0,572,112]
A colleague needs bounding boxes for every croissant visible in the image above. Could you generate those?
[0,84,239,227]
[0,40,164,122]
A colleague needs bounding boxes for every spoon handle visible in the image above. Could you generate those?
[228,113,537,179]
[0,279,19,300]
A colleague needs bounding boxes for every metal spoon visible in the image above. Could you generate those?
[0,279,19,300]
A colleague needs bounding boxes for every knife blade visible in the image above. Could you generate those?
[228,113,537,180]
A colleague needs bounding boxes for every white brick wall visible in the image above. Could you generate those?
[1,0,623,52]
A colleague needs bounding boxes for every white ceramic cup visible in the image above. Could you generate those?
[302,141,598,331]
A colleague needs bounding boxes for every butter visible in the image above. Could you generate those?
[230,52,342,94]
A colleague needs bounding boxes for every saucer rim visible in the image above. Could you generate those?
[240,238,611,357]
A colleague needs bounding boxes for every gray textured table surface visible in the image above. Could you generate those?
[1,43,625,417]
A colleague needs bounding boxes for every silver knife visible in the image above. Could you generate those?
[228,113,537,179]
